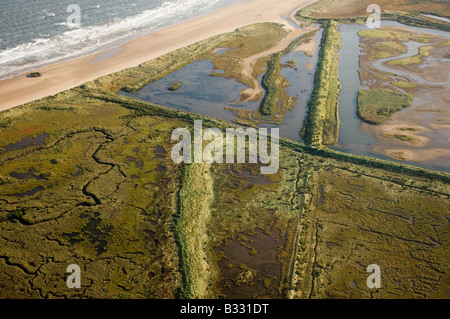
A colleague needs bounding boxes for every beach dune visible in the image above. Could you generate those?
[0,0,316,112]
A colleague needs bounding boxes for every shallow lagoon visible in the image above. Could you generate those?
[121,59,257,122]
[335,21,450,173]
[121,21,449,172]
[121,29,323,142]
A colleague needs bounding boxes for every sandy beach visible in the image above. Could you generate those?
[0,0,317,112]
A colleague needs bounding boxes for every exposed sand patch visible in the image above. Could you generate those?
[364,123,431,147]
[371,145,450,164]
[387,149,414,161]
[0,0,319,111]
[305,61,314,70]
[295,36,317,57]
[358,26,450,166]
[238,26,314,103]
[429,118,450,131]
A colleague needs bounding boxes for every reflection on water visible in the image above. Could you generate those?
[333,21,450,173]
[334,23,377,147]
[120,21,449,172]
[421,14,450,23]
[121,29,323,141]
[277,28,323,141]
[121,59,258,121]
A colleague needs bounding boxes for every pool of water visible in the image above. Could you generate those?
[120,21,449,173]
[121,59,258,121]
[121,28,323,142]
[333,21,450,173]
[277,28,323,141]
[421,14,450,24]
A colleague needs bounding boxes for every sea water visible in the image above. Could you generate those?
[0,0,247,79]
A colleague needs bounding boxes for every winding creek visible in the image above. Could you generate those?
[121,20,449,173]
[334,21,450,173]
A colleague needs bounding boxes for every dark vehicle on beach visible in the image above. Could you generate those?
[26,72,41,78]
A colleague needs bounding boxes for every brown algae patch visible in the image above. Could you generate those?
[215,229,284,298]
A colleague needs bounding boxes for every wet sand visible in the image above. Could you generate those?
[0,0,318,112]
[239,25,315,103]
[295,36,317,57]
[359,26,450,167]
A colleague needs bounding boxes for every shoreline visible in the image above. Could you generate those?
[0,0,316,112]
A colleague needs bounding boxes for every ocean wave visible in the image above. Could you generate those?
[0,0,222,79]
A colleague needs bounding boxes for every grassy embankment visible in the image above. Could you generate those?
[175,163,215,298]
[303,20,341,146]
[0,20,449,299]
[357,89,413,125]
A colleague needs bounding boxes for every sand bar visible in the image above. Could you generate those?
[359,27,450,167]
[0,0,317,112]
[295,36,317,56]
[238,24,317,103]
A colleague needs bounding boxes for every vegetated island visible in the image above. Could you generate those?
[0,0,449,300]
[356,25,450,162]
[168,81,183,91]
[357,89,413,125]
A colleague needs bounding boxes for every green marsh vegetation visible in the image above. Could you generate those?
[358,28,434,70]
[392,80,418,88]
[360,40,408,60]
[168,81,182,91]
[357,28,446,125]
[0,19,449,299]
[297,0,450,32]
[303,20,341,146]
[388,45,434,68]
[357,89,413,125]
[358,29,435,95]
[291,165,450,299]
[383,133,414,142]
[0,82,448,298]
[282,60,298,70]
[259,30,318,117]
[358,28,433,43]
